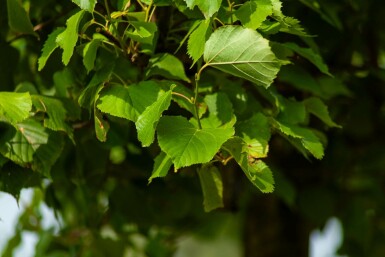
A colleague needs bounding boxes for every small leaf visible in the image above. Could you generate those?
[157,116,234,169]
[71,0,97,12]
[304,97,341,128]
[187,19,211,65]
[184,0,222,19]
[272,120,324,159]
[197,164,224,212]
[282,43,331,76]
[32,95,75,140]
[83,39,102,73]
[56,10,85,65]
[126,21,157,45]
[136,89,172,147]
[78,63,115,110]
[148,152,173,183]
[0,92,32,124]
[94,107,110,142]
[204,26,281,88]
[38,27,65,71]
[236,113,271,158]
[97,81,162,122]
[6,0,37,36]
[146,53,191,82]
[235,0,273,30]
[223,137,275,193]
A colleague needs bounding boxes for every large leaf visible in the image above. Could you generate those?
[187,19,211,65]
[157,116,234,169]
[146,53,190,82]
[97,81,162,122]
[0,92,32,124]
[184,0,222,19]
[135,89,172,147]
[204,26,281,88]
[56,10,85,65]
[38,27,65,71]
[235,0,273,30]
[148,152,173,183]
[6,0,37,36]
[71,0,97,12]
[236,113,271,158]
[223,137,274,193]
[197,164,224,212]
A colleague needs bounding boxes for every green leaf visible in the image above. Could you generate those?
[31,95,75,140]
[146,53,191,82]
[0,121,63,177]
[236,113,271,158]
[270,0,308,36]
[148,152,173,183]
[272,120,324,159]
[197,163,224,212]
[71,0,97,12]
[274,94,306,125]
[126,21,157,45]
[83,39,102,73]
[78,63,115,110]
[94,107,110,142]
[0,119,48,166]
[184,0,222,19]
[38,27,65,71]
[136,89,172,147]
[304,97,341,128]
[204,26,281,88]
[187,19,211,66]
[235,0,273,30]
[6,0,37,36]
[282,43,331,76]
[223,137,274,193]
[56,10,85,65]
[97,81,162,122]
[204,92,234,127]
[157,116,234,169]
[0,92,32,124]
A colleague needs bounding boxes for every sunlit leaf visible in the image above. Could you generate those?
[204,26,281,88]
[0,92,32,125]
[187,19,211,65]
[71,0,97,12]
[184,0,222,19]
[157,116,234,169]
[223,137,275,193]
[56,10,85,65]
[38,27,65,71]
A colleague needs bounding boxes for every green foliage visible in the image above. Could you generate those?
[5,0,380,255]
[203,26,281,88]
